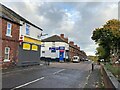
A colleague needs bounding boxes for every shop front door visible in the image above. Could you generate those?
[59,51,64,61]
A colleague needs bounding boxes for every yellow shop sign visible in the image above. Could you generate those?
[24,36,41,45]
[32,45,38,51]
[23,43,30,50]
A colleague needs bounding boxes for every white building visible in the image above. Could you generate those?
[41,35,69,62]
[16,14,43,66]
[20,21,42,40]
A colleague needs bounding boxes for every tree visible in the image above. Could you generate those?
[91,19,120,62]
[96,46,106,59]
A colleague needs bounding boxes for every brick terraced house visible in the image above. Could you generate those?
[0,4,21,68]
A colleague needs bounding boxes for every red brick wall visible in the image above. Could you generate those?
[69,45,87,61]
[1,18,20,66]
[0,18,2,58]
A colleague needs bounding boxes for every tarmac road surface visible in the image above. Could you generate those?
[2,61,92,89]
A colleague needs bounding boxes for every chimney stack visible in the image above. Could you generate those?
[75,45,77,47]
[64,38,68,43]
[60,34,64,38]
[78,47,80,50]
[69,41,74,45]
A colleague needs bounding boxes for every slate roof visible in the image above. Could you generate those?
[42,35,83,52]
[42,35,67,42]
[0,12,22,26]
[0,3,43,31]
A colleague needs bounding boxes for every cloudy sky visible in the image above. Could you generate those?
[1,0,119,56]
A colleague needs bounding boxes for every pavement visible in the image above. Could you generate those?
[84,63,104,88]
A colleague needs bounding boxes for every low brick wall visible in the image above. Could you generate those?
[2,62,11,69]
[101,64,120,89]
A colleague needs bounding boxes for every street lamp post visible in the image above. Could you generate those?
[37,33,48,65]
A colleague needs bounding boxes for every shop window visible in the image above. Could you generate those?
[32,45,38,51]
[23,43,31,50]
[51,50,56,53]
[51,47,56,53]
[6,22,12,37]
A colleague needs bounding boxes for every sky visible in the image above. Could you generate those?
[1,0,119,56]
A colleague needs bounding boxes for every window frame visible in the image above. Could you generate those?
[6,22,12,37]
[26,24,30,35]
[4,47,10,62]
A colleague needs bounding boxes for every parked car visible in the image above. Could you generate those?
[85,59,89,61]
[100,59,104,62]
[72,56,80,63]
[115,59,120,64]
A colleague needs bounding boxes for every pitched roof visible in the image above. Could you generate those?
[0,3,43,31]
[42,35,67,42]
[0,12,22,26]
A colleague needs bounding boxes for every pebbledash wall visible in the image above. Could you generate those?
[41,41,69,62]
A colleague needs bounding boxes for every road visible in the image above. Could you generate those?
[2,61,92,89]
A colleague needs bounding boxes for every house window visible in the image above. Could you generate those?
[4,47,10,61]
[6,22,12,37]
[26,24,30,35]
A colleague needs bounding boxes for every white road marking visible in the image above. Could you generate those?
[11,77,44,90]
[53,69,65,75]
[83,70,92,88]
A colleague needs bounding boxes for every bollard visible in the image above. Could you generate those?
[92,63,94,71]
[48,58,50,65]
[48,59,49,65]
[45,59,47,65]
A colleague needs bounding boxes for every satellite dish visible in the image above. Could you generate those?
[37,33,48,39]
[37,33,42,39]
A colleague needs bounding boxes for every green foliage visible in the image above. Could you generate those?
[105,63,120,81]
[96,46,106,59]
[91,19,120,61]
[88,55,98,62]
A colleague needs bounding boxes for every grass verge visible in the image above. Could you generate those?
[104,63,120,82]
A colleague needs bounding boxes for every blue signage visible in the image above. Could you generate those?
[51,47,56,52]
[59,46,65,50]
[49,47,56,52]
[49,46,65,51]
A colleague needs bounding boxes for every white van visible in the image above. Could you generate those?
[72,56,80,63]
